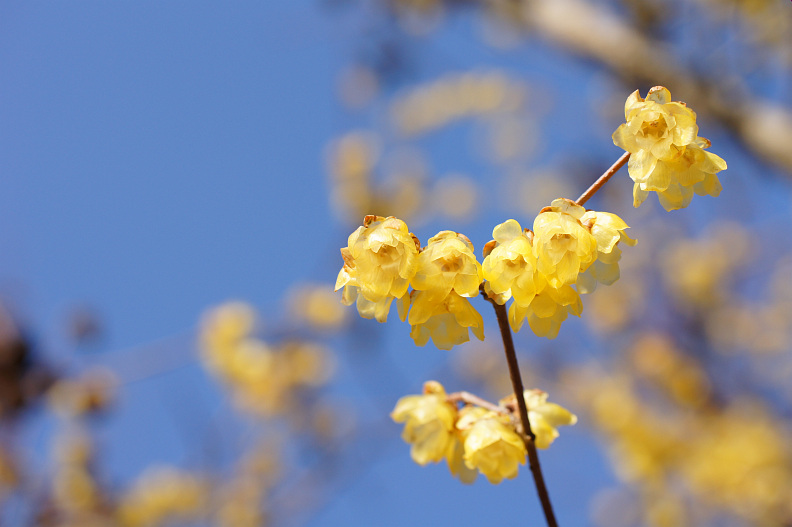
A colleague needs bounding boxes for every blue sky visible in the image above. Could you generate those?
[2,2,788,526]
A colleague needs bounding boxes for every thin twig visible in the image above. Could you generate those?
[480,289,559,527]
[446,391,509,415]
[575,151,630,206]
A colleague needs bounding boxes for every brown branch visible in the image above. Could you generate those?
[481,288,559,527]
[576,151,630,206]
[446,391,510,415]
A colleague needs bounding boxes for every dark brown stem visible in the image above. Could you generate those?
[446,391,509,415]
[481,290,559,527]
[576,151,631,206]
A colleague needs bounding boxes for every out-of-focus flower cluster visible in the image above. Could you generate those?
[391,381,576,484]
[200,302,335,417]
[613,86,727,211]
[116,467,209,527]
[569,332,792,527]
[336,200,636,346]
[326,131,482,226]
[391,72,525,137]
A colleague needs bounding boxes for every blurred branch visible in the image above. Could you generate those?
[520,0,792,172]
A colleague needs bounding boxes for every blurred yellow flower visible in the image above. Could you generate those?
[117,467,208,527]
[200,303,334,417]
[287,284,348,331]
[522,389,578,449]
[391,381,458,465]
[457,406,526,484]
[445,434,478,484]
[335,215,420,322]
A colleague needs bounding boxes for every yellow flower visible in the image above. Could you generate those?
[482,219,538,307]
[631,139,727,211]
[533,199,598,289]
[613,87,726,211]
[391,381,458,465]
[402,291,485,350]
[523,389,578,449]
[200,302,255,357]
[445,434,478,484]
[508,278,583,339]
[612,86,698,162]
[335,215,420,322]
[576,210,637,293]
[411,231,483,301]
[457,406,526,484]
[117,467,208,527]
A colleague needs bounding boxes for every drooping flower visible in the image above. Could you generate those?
[411,231,483,301]
[576,210,637,293]
[482,219,538,307]
[508,277,583,339]
[335,215,420,322]
[632,138,727,211]
[457,406,526,484]
[532,199,598,289]
[523,389,578,449]
[391,381,458,465]
[403,291,485,350]
[445,434,478,484]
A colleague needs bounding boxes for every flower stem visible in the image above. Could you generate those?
[446,391,509,415]
[482,291,559,527]
[576,151,631,206]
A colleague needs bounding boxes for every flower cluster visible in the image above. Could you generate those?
[337,204,634,344]
[391,381,576,484]
[337,217,484,349]
[200,302,334,416]
[117,467,209,527]
[613,86,727,211]
[483,199,635,338]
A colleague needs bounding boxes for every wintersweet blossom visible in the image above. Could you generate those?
[576,210,637,293]
[402,291,485,350]
[532,199,598,289]
[508,278,583,339]
[632,138,727,211]
[612,86,698,162]
[613,87,726,211]
[391,381,458,465]
[481,219,538,306]
[445,435,478,484]
[457,406,526,484]
[335,215,420,322]
[522,389,578,449]
[411,231,483,301]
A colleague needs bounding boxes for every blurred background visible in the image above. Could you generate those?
[2,1,792,526]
